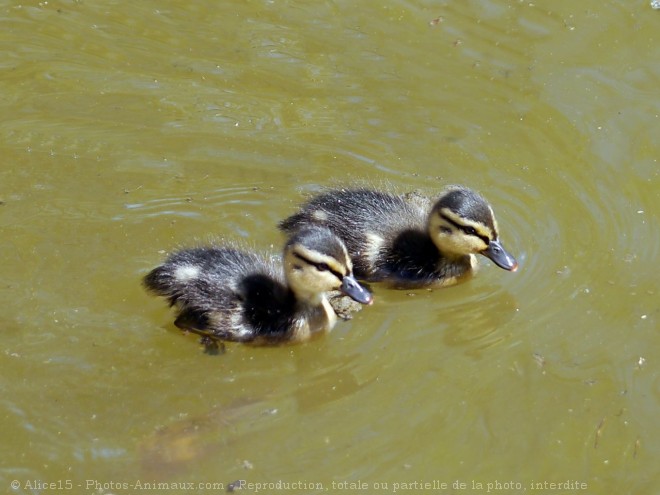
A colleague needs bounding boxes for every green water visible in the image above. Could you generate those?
[1,1,658,494]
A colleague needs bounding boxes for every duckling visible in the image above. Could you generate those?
[143,226,373,350]
[279,185,517,288]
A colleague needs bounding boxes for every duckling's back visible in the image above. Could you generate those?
[280,189,432,281]
[143,247,298,343]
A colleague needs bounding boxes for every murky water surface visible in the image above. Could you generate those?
[1,1,658,494]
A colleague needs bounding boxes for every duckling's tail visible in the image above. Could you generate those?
[278,213,304,233]
[143,266,178,305]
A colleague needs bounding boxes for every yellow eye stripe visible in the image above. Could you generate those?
[292,246,348,280]
[438,207,495,241]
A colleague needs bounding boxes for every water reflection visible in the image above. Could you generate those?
[440,285,518,357]
[2,0,659,492]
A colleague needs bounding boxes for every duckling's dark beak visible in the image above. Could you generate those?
[482,239,518,271]
[340,274,373,305]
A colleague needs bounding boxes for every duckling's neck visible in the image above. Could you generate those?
[316,297,337,331]
[371,229,475,287]
[289,292,337,342]
[432,253,476,287]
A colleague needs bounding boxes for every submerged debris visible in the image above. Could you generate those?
[328,290,365,320]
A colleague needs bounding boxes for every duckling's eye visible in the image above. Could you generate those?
[316,262,329,272]
[464,226,478,236]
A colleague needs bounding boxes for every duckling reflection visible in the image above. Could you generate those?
[143,226,372,351]
[280,186,518,289]
[138,397,266,478]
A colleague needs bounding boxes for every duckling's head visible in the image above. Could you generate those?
[427,186,518,271]
[283,226,373,305]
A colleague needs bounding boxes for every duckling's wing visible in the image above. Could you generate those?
[144,247,244,308]
[185,250,293,342]
[234,272,297,342]
[280,189,428,278]
[145,247,290,342]
[382,228,446,284]
[281,189,391,233]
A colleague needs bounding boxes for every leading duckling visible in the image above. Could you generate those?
[279,185,518,288]
[143,226,372,350]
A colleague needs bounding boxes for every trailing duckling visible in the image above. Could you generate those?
[143,226,372,351]
[279,186,517,289]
